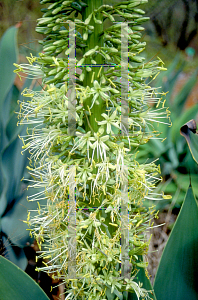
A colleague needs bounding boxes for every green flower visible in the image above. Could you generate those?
[89,80,110,108]
[90,131,110,161]
[98,110,120,134]
[15,0,169,299]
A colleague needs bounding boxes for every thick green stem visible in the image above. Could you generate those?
[82,0,105,134]
[82,0,111,216]
[82,2,116,238]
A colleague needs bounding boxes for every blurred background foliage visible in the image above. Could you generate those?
[137,54,198,212]
[0,0,42,56]
[143,0,198,51]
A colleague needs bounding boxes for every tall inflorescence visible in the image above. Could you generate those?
[15,0,169,299]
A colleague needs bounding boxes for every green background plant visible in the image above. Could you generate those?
[0,26,43,270]
[129,120,198,300]
[0,255,50,300]
[136,54,198,211]
[152,119,198,300]
[0,0,42,56]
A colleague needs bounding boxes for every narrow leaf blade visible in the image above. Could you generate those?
[154,186,198,300]
[0,26,18,114]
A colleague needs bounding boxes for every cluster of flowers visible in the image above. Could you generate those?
[15,0,169,299]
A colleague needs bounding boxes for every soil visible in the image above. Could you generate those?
[147,210,178,284]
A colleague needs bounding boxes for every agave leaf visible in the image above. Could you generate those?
[2,85,20,140]
[0,123,26,214]
[1,186,43,248]
[154,185,198,300]
[2,236,28,270]
[5,84,21,142]
[1,125,29,209]
[0,26,19,205]
[0,26,18,123]
[0,255,50,299]
[173,172,198,197]
[6,78,34,142]
[180,119,198,164]
[171,104,198,144]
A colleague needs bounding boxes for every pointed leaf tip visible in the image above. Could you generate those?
[180,119,197,136]
[180,119,198,164]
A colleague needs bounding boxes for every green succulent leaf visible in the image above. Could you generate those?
[0,26,18,117]
[154,185,198,300]
[1,186,44,248]
[180,119,198,164]
[1,126,29,207]
[2,236,28,270]
[171,103,198,144]
[0,255,50,300]
[173,172,198,197]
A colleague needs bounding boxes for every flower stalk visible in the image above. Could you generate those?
[15,0,169,299]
